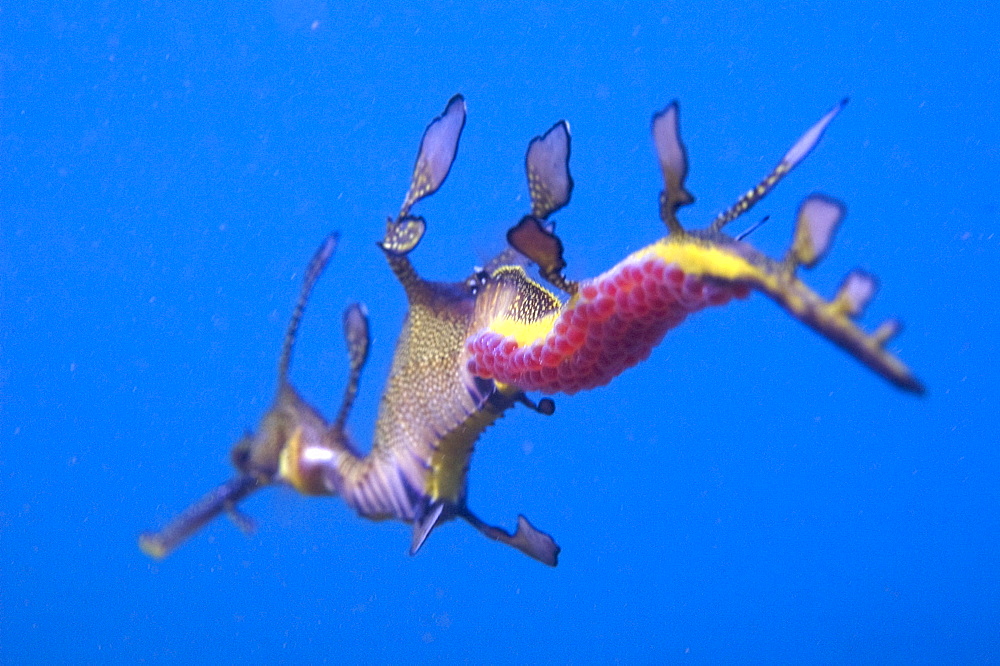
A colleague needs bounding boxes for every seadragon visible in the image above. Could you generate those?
[140,95,922,567]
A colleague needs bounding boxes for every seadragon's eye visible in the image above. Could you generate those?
[466,270,490,295]
[230,433,253,472]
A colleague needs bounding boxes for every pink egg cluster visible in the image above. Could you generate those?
[466,256,750,394]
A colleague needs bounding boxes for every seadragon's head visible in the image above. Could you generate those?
[139,235,373,559]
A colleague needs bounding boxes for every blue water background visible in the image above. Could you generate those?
[2,1,997,662]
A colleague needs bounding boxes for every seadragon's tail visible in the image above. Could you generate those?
[466,99,923,396]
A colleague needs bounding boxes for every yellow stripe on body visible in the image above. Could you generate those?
[488,309,563,346]
[278,427,309,492]
[641,236,920,391]
[638,237,809,315]
[426,402,506,502]
[479,233,920,392]
[483,235,786,347]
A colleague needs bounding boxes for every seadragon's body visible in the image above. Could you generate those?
[140,95,921,566]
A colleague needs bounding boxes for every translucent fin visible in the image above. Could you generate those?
[833,270,878,318]
[784,98,849,167]
[399,94,467,219]
[410,502,446,556]
[651,101,693,233]
[334,303,371,431]
[462,510,560,567]
[872,318,902,346]
[226,505,257,535]
[710,98,848,232]
[278,233,338,385]
[526,121,573,219]
[380,215,426,256]
[788,194,846,269]
[506,216,575,293]
[508,120,577,294]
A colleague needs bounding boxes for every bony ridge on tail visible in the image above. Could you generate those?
[140,94,922,566]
